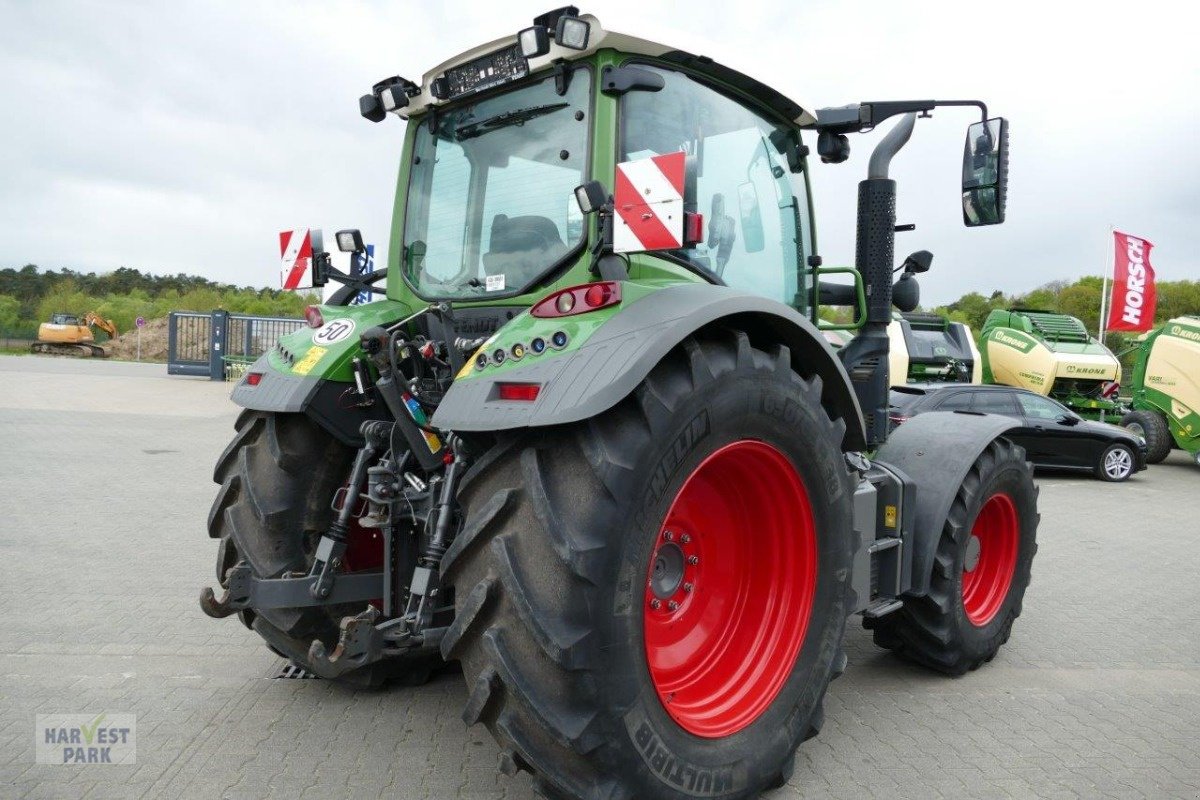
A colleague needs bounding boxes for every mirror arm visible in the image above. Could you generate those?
[807,99,989,135]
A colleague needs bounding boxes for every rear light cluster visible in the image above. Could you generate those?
[474,329,569,371]
[304,305,324,329]
[888,413,909,427]
[531,281,621,318]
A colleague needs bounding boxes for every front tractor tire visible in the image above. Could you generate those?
[440,331,856,800]
[207,410,436,686]
[870,438,1038,675]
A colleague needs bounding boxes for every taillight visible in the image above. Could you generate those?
[888,413,909,426]
[246,372,263,386]
[304,305,324,328]
[497,383,541,401]
[531,282,621,318]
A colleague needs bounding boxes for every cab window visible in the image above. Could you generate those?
[620,66,810,310]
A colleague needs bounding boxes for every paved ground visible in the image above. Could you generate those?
[1,354,1198,799]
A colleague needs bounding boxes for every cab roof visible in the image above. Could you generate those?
[398,13,817,127]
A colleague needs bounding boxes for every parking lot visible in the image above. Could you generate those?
[1,354,1198,800]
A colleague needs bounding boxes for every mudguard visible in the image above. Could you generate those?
[874,410,1023,597]
[431,283,867,451]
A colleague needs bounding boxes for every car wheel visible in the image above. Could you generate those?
[1096,442,1135,482]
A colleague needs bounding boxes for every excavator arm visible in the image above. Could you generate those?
[83,312,118,339]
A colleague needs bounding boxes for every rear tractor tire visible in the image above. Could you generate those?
[1120,409,1171,464]
[207,410,438,686]
[870,438,1038,675]
[440,330,856,800]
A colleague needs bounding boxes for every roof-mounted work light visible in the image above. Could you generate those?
[519,25,550,58]
[555,15,590,50]
[359,75,419,123]
[520,7,590,58]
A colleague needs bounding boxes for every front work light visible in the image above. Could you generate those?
[335,229,364,253]
[519,25,550,58]
[555,15,590,49]
[574,180,606,214]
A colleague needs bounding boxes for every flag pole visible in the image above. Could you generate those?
[1098,224,1114,346]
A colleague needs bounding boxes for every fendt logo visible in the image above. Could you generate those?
[1121,238,1149,328]
[993,331,1034,352]
[1169,324,1200,343]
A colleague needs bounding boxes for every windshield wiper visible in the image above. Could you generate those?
[453,102,569,141]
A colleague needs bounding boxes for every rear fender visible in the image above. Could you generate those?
[873,410,1023,597]
[431,283,867,452]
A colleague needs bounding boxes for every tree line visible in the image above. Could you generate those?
[0,265,317,338]
[932,275,1200,354]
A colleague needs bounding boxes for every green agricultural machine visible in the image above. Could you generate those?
[200,9,1039,798]
[1120,316,1200,466]
[980,308,1124,420]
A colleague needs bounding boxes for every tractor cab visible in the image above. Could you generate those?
[373,11,821,315]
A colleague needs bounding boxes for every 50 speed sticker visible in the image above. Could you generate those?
[313,318,356,345]
[292,346,328,375]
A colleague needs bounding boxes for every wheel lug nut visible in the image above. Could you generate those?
[668,601,679,611]
[684,583,693,593]
[680,534,691,544]
[687,555,699,565]
[663,531,673,541]
[649,599,661,610]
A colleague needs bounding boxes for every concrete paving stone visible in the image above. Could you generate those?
[1,354,1198,799]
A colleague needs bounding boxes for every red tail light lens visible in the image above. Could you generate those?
[531,282,621,318]
[888,413,909,426]
[246,372,263,386]
[497,383,541,401]
[304,305,324,329]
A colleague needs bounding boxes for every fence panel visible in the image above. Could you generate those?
[167,311,303,379]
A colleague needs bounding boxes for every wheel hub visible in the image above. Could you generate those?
[964,535,982,572]
[649,540,688,601]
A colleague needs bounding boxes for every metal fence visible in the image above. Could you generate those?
[167,310,303,380]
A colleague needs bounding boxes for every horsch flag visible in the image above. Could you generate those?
[1106,231,1157,332]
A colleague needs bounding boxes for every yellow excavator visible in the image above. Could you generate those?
[31,312,118,357]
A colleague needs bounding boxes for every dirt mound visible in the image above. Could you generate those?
[104,316,170,362]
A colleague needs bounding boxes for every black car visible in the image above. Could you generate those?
[889,384,1148,482]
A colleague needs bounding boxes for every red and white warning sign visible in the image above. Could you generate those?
[614,151,685,254]
[279,229,322,290]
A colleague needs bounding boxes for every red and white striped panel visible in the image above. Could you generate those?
[279,229,316,290]
[613,151,685,254]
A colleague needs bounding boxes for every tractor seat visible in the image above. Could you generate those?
[481,214,567,284]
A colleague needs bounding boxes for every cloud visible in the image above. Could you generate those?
[2,0,1196,305]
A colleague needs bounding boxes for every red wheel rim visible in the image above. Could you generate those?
[961,492,1019,626]
[643,440,816,738]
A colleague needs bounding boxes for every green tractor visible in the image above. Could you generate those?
[980,307,1125,420]
[1120,316,1200,466]
[201,9,1039,798]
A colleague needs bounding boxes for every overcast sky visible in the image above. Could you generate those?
[3,0,1196,305]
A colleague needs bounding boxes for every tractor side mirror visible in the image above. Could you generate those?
[961,117,1008,227]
